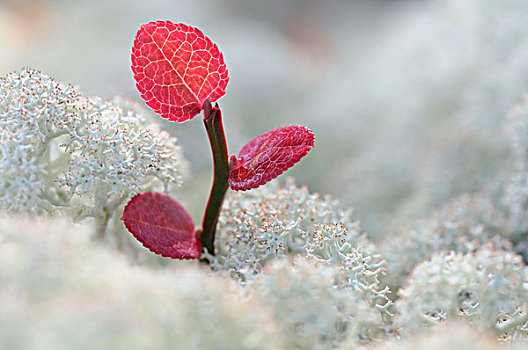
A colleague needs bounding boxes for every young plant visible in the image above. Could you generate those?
[122,21,315,260]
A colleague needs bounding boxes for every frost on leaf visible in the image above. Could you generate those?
[121,192,201,259]
[229,125,315,191]
[131,20,229,123]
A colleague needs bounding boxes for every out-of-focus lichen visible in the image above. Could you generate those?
[253,257,374,348]
[253,254,392,348]
[502,96,528,258]
[382,194,511,292]
[365,323,504,350]
[396,248,528,340]
[332,0,528,237]
[0,215,280,350]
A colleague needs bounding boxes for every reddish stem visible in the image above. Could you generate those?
[199,100,230,255]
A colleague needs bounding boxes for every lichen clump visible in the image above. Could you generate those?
[0,215,280,350]
[0,68,185,237]
[207,179,393,345]
[208,179,372,280]
[396,249,528,339]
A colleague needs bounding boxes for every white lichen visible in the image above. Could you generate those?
[207,178,371,282]
[206,179,393,346]
[0,68,186,238]
[0,215,280,350]
[382,194,511,292]
[502,96,528,237]
[396,248,528,340]
[254,257,377,348]
[306,222,392,318]
[367,323,504,350]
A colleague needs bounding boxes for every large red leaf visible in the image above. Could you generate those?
[121,192,202,260]
[229,125,315,191]
[131,21,229,122]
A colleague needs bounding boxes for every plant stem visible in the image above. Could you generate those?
[200,100,230,255]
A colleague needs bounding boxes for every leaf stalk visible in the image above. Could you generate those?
[199,99,230,255]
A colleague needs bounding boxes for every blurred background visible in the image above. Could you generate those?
[2,0,528,240]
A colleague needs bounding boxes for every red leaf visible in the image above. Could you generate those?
[229,125,315,191]
[131,21,229,123]
[121,192,202,260]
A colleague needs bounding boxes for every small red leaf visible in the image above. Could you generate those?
[131,21,229,122]
[229,125,315,191]
[121,192,202,260]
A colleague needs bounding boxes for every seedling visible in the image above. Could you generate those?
[122,21,314,259]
